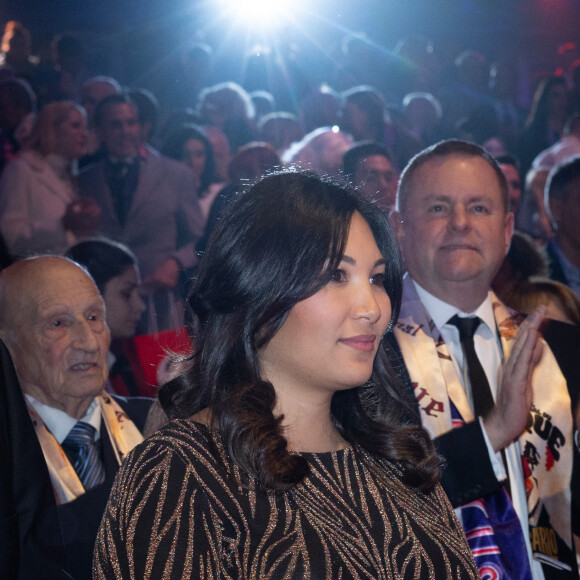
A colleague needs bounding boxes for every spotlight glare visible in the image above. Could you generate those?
[216,0,300,30]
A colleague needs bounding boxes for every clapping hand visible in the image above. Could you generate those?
[483,306,546,452]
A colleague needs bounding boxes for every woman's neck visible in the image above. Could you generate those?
[190,393,350,453]
[275,390,349,453]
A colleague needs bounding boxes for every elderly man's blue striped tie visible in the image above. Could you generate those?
[62,421,106,490]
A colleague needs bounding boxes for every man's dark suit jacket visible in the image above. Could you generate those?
[0,339,71,580]
[58,395,152,580]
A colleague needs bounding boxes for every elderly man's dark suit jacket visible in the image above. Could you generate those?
[58,395,152,580]
[0,339,71,580]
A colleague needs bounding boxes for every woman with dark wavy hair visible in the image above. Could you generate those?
[94,171,478,579]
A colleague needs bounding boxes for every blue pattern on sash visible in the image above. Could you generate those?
[450,400,533,580]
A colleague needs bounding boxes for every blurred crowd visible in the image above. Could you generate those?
[2,17,580,579]
[0,19,579,322]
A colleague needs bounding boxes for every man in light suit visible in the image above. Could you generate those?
[78,93,205,331]
[0,256,151,579]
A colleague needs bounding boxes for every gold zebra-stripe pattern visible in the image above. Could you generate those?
[94,419,478,579]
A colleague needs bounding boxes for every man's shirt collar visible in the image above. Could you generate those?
[25,395,101,443]
[411,277,496,336]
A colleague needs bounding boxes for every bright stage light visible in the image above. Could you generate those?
[215,0,302,31]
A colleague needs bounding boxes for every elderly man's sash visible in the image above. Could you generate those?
[27,392,144,505]
[394,275,574,575]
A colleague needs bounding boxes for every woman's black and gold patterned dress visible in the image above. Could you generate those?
[93,420,478,579]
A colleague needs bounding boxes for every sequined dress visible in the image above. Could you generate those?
[93,419,478,579]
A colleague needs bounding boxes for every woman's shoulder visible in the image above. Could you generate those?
[123,418,227,476]
[138,418,213,453]
[0,150,39,180]
[110,418,246,517]
[12,149,45,171]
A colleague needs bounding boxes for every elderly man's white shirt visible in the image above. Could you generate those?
[25,395,102,443]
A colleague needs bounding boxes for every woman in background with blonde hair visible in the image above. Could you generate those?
[0,100,99,258]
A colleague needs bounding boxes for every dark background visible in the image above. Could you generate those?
[1,0,579,109]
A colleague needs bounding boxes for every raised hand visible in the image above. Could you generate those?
[483,306,546,452]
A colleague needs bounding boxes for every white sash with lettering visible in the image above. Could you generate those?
[27,392,144,505]
[394,275,573,566]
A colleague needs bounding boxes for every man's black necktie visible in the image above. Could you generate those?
[449,315,511,495]
[448,315,495,418]
[107,160,139,226]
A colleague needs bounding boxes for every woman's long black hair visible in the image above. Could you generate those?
[161,170,440,491]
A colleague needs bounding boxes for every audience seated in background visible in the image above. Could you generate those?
[516,75,568,178]
[0,100,100,258]
[496,154,523,217]
[533,113,580,170]
[518,165,555,243]
[79,76,121,158]
[281,126,352,177]
[0,256,151,580]
[342,85,388,143]
[78,93,205,332]
[197,81,257,152]
[197,141,281,254]
[67,240,191,429]
[161,123,223,220]
[342,84,422,170]
[202,124,231,183]
[544,155,580,298]
[505,277,580,326]
[35,33,88,105]
[492,230,580,323]
[342,140,398,212]
[438,50,491,136]
[66,239,148,397]
[401,91,443,148]
[0,21,38,83]
[127,87,160,155]
[0,77,36,174]
[488,59,526,152]
[298,85,341,134]
[258,112,303,155]
[248,89,276,122]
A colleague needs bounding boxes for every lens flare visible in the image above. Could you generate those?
[215,0,301,30]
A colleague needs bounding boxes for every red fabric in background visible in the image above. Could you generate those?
[111,328,192,398]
